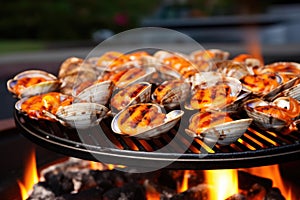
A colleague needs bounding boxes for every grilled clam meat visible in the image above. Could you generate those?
[186,112,252,145]
[100,67,155,88]
[110,82,151,111]
[7,70,61,98]
[152,79,190,109]
[186,76,242,111]
[261,62,300,75]
[95,51,123,69]
[233,54,263,74]
[244,97,300,131]
[111,103,184,139]
[240,73,281,95]
[158,55,198,79]
[190,49,230,72]
[15,92,73,121]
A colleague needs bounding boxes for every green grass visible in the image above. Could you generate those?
[0,40,46,54]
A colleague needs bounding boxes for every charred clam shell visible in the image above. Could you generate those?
[7,70,61,98]
[185,112,252,145]
[111,103,184,139]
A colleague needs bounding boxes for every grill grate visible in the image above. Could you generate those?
[15,110,300,169]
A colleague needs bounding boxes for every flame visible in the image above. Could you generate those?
[178,170,190,193]
[245,164,293,200]
[205,169,238,200]
[244,26,264,64]
[17,148,39,200]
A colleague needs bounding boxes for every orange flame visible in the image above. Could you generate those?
[17,148,39,200]
[245,164,293,200]
[178,170,190,193]
[205,169,238,200]
[244,26,264,64]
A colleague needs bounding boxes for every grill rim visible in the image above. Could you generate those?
[15,110,300,170]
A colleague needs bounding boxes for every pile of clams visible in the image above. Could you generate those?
[7,49,300,144]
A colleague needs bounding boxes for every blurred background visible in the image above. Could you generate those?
[1,0,300,120]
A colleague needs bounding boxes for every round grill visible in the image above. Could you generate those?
[15,110,300,170]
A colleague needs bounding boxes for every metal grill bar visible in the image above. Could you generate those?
[15,110,300,169]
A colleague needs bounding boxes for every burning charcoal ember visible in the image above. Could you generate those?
[74,171,97,192]
[43,172,74,196]
[225,193,247,200]
[265,188,285,200]
[102,183,146,200]
[238,170,272,191]
[170,184,210,200]
[246,183,267,200]
[27,182,56,200]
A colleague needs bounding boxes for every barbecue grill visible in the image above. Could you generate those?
[14,108,300,170]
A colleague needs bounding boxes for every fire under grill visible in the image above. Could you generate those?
[15,109,300,170]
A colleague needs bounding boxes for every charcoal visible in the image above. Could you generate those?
[225,194,247,200]
[102,183,146,200]
[27,182,56,200]
[57,187,105,200]
[91,169,128,187]
[265,188,285,200]
[44,172,74,196]
[170,184,210,200]
[245,183,267,200]
[238,170,272,191]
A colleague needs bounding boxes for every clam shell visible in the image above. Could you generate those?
[185,74,242,111]
[152,80,190,109]
[54,103,110,129]
[244,98,288,130]
[116,67,156,88]
[111,103,184,139]
[190,49,230,62]
[110,82,151,111]
[74,80,114,105]
[213,60,251,80]
[185,112,252,145]
[282,82,300,101]
[7,70,61,98]
[261,62,300,74]
[262,76,300,101]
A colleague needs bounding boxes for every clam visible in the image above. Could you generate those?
[152,79,190,109]
[244,97,300,131]
[73,80,114,105]
[7,70,61,98]
[260,62,300,75]
[232,54,263,74]
[15,92,73,121]
[110,82,152,111]
[185,112,252,145]
[213,60,252,80]
[190,49,230,62]
[111,103,184,139]
[58,57,98,95]
[185,74,243,111]
[44,102,110,129]
[100,67,156,89]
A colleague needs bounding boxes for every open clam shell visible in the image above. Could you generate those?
[74,80,114,105]
[7,70,61,98]
[115,67,156,88]
[49,103,110,129]
[111,103,184,139]
[213,60,251,80]
[152,79,190,109]
[110,82,151,111]
[185,74,243,111]
[244,99,290,130]
[15,92,73,121]
[185,112,252,145]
